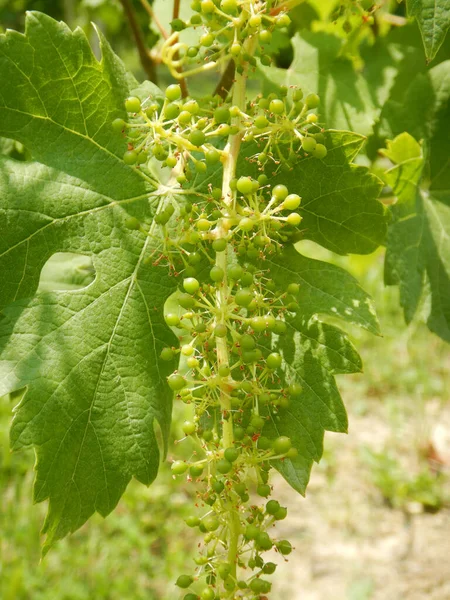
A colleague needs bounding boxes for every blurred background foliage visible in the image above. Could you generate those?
[1,1,449,599]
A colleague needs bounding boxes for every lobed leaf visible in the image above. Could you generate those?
[406,0,450,62]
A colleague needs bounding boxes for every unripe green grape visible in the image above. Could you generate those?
[257,436,272,450]
[165,313,180,327]
[289,382,303,397]
[160,347,174,361]
[256,531,273,551]
[257,483,271,498]
[277,540,293,555]
[203,514,220,532]
[240,272,253,286]
[269,99,285,114]
[168,374,187,391]
[125,96,141,112]
[153,143,168,161]
[184,100,199,114]
[178,110,192,126]
[216,458,232,474]
[254,115,269,129]
[263,562,277,575]
[220,0,237,13]
[214,323,227,338]
[313,143,328,159]
[282,193,301,210]
[239,217,254,231]
[189,129,206,147]
[202,429,213,441]
[266,352,282,369]
[234,427,245,441]
[213,106,231,124]
[305,92,320,109]
[286,447,299,459]
[236,176,254,195]
[178,293,196,309]
[260,54,272,66]
[250,316,267,332]
[195,160,207,174]
[272,184,289,201]
[164,103,180,121]
[265,499,280,515]
[235,288,253,307]
[276,13,291,27]
[274,506,288,520]
[184,594,198,600]
[273,436,292,454]
[124,216,141,230]
[210,266,224,282]
[205,149,220,165]
[259,29,272,43]
[273,320,287,334]
[183,277,200,294]
[224,447,239,463]
[302,136,317,153]
[212,238,227,252]
[182,420,196,435]
[201,0,215,12]
[136,151,148,165]
[287,212,302,226]
[217,123,231,137]
[196,218,211,231]
[258,392,270,405]
[200,587,215,600]
[307,113,318,124]
[200,32,214,47]
[172,460,188,475]
[123,150,138,165]
[211,478,225,493]
[187,357,200,369]
[185,515,200,527]
[165,84,182,102]
[218,365,230,377]
[251,414,265,430]
[112,117,126,132]
[176,574,193,588]
[287,282,300,295]
[190,464,204,477]
[244,524,260,540]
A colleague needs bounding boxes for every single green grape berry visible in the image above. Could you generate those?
[305,93,320,109]
[187,44,199,56]
[228,265,243,280]
[277,540,293,555]
[287,283,300,295]
[210,266,224,282]
[236,177,254,195]
[178,110,192,126]
[302,136,317,153]
[234,427,245,441]
[189,129,206,147]
[124,216,141,230]
[313,143,327,159]
[136,151,148,165]
[257,483,271,498]
[196,218,211,231]
[211,478,225,494]
[200,587,215,600]
[182,421,196,435]
[274,506,288,520]
[220,0,237,13]
[153,144,168,161]
[265,499,280,515]
[254,115,269,129]
[184,595,198,600]
[256,531,273,551]
[263,562,277,575]
[230,42,242,56]
[205,149,221,165]
[176,574,193,588]
[239,217,254,232]
[184,100,199,114]
[203,515,220,532]
[251,415,265,430]
[216,458,232,474]
[183,277,200,294]
[251,316,267,332]
[273,320,287,335]
[273,436,292,454]
[272,184,289,201]
[168,374,187,391]
[259,29,272,43]
[212,238,227,252]
[185,515,200,527]
[240,334,256,350]
[200,32,214,47]
[201,0,215,12]
[217,561,232,579]
[224,447,239,463]
[287,212,302,226]
[286,447,299,459]
[165,313,180,327]
[112,118,126,132]
[244,524,260,540]
[187,357,199,369]
[123,150,138,165]
[235,288,253,307]
[269,99,285,115]
[282,193,301,210]
[195,161,207,174]
[166,84,181,101]
[190,464,204,477]
[214,323,228,338]
[218,365,230,378]
[307,113,318,123]
[214,106,231,124]
[172,460,188,475]
[257,436,272,450]
[288,382,303,397]
[266,352,282,370]
[276,13,291,27]
[160,347,174,361]
[125,96,141,113]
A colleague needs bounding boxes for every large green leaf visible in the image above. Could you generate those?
[261,245,379,493]
[383,133,450,342]
[0,12,177,549]
[260,32,380,136]
[407,0,450,62]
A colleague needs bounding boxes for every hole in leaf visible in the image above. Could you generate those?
[38,253,95,293]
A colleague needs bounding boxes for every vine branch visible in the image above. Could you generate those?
[119,0,157,83]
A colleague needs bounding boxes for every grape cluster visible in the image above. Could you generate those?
[162,0,292,81]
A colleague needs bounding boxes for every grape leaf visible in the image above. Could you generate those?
[383,132,450,342]
[406,0,450,62]
[260,32,380,136]
[235,130,386,255]
[380,61,450,341]
[0,12,178,550]
[262,245,379,493]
